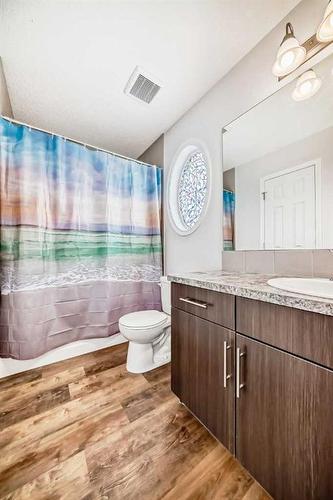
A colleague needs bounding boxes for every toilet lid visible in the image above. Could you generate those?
[119,310,168,330]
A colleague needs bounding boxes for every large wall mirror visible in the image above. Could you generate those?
[222,52,333,251]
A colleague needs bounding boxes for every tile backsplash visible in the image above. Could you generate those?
[222,250,333,277]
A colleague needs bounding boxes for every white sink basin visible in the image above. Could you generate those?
[267,278,333,299]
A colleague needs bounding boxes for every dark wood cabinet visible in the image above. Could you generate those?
[171,282,333,500]
[236,334,333,500]
[171,307,235,452]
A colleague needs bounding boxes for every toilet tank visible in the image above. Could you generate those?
[160,276,171,315]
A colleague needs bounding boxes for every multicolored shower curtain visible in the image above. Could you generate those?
[0,117,162,359]
[223,189,235,251]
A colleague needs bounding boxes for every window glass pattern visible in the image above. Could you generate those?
[177,150,208,229]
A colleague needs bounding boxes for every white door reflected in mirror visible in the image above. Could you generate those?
[261,162,318,250]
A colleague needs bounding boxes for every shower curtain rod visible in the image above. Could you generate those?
[1,115,155,168]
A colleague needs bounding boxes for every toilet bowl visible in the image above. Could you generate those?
[119,277,171,373]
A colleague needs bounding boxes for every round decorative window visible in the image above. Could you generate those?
[168,144,210,235]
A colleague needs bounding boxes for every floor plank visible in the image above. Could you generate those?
[86,398,182,478]
[84,345,128,377]
[68,363,149,400]
[0,367,85,406]
[89,414,216,499]
[40,343,126,378]
[143,363,171,385]
[0,369,42,391]
[120,379,173,422]
[0,384,71,431]
[0,386,122,450]
[164,445,256,500]
[0,404,128,497]
[2,452,95,500]
[0,342,271,500]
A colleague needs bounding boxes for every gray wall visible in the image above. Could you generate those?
[138,134,164,167]
[236,126,333,250]
[223,168,235,192]
[0,57,13,117]
[163,0,329,274]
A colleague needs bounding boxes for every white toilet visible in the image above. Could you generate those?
[119,276,171,373]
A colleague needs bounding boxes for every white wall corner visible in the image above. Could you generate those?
[0,57,13,117]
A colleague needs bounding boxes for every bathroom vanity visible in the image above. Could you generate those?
[169,272,333,500]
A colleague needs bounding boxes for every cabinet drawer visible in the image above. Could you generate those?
[236,296,333,369]
[172,282,235,330]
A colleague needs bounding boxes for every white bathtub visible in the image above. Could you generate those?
[0,333,127,378]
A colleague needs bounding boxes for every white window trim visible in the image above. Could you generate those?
[259,158,322,250]
[167,140,212,236]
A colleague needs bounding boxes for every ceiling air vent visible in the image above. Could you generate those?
[124,66,161,104]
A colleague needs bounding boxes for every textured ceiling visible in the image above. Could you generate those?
[0,0,301,159]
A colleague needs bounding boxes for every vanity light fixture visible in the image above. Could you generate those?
[272,23,306,77]
[317,1,333,42]
[273,13,333,82]
[292,70,322,101]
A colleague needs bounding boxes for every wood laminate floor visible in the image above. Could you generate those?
[0,343,270,499]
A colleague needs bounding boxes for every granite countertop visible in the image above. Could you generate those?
[168,270,333,317]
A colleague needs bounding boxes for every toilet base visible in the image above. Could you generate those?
[126,340,170,374]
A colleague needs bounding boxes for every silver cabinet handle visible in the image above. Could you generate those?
[236,347,246,399]
[223,341,231,388]
[179,297,208,309]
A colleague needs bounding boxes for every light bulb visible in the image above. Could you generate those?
[317,0,333,42]
[299,80,313,96]
[292,70,322,102]
[272,23,306,77]
[280,50,296,68]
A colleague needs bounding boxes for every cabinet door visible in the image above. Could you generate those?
[236,334,333,500]
[171,307,235,452]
